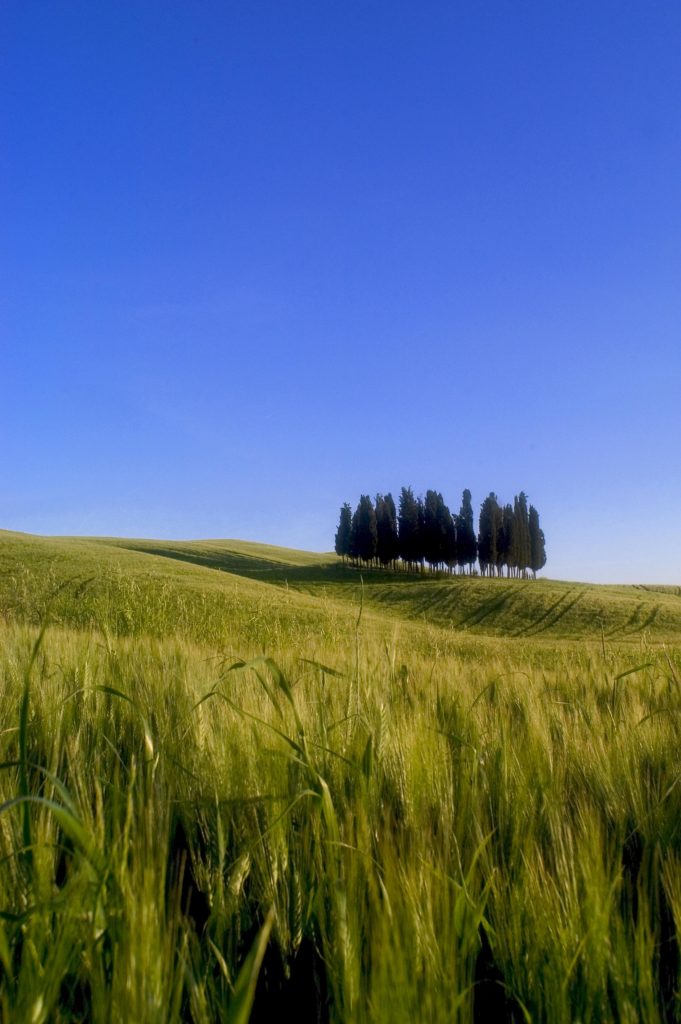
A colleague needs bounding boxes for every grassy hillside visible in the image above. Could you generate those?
[3,530,679,646]
[0,531,353,653]
[91,536,681,641]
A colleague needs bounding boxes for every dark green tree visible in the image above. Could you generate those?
[423,490,440,570]
[456,489,477,574]
[500,503,515,576]
[514,492,531,577]
[416,495,426,570]
[423,490,453,571]
[529,504,547,578]
[437,494,455,572]
[334,502,352,563]
[352,494,378,564]
[376,492,399,567]
[384,493,399,565]
[349,503,361,563]
[398,487,421,570]
[445,513,459,571]
[478,493,501,576]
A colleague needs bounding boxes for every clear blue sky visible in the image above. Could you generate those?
[1,2,679,583]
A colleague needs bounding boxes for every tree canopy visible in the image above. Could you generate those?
[335,487,546,576]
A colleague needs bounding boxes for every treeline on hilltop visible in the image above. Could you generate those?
[335,487,547,578]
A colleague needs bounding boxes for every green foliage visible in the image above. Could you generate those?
[423,489,453,570]
[501,502,514,575]
[513,491,531,576]
[478,493,501,576]
[334,503,353,560]
[349,496,378,564]
[398,486,421,568]
[457,489,477,572]
[341,486,546,578]
[529,504,547,577]
[375,493,399,567]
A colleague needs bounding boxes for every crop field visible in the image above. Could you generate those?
[1,530,681,1021]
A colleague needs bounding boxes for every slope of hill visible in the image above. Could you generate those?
[0,531,352,651]
[1,530,681,645]
[91,535,681,642]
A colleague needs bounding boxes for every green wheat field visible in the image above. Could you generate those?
[1,528,680,1022]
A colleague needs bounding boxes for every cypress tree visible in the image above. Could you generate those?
[349,502,361,563]
[398,487,421,570]
[445,513,458,572]
[384,492,399,566]
[416,495,426,570]
[493,503,509,577]
[492,501,504,576]
[376,493,399,567]
[500,503,514,577]
[478,493,500,576]
[436,493,454,571]
[514,492,531,577]
[529,504,547,578]
[423,490,453,571]
[354,494,378,564]
[423,490,440,570]
[334,503,353,563]
[456,489,477,574]
[375,495,388,565]
[477,498,490,577]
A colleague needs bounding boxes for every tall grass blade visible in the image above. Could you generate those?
[227,906,274,1024]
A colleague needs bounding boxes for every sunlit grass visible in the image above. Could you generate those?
[0,531,680,1020]
[2,530,681,646]
[0,618,678,1021]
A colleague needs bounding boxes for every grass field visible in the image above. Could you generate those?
[0,530,680,1021]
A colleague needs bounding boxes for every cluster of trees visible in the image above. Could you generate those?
[335,487,546,578]
[477,491,546,577]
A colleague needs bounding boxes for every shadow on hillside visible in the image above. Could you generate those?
[110,544,456,587]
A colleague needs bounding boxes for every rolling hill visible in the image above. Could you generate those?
[1,530,680,646]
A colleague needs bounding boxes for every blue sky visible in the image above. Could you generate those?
[1,2,679,583]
